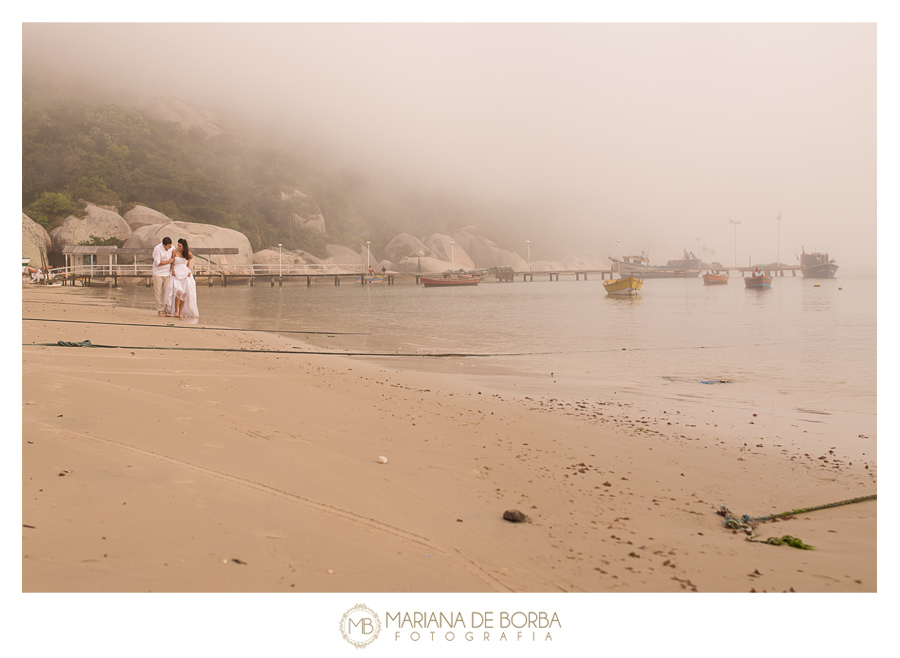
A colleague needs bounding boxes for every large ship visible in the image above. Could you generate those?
[609,250,700,278]
[799,248,839,278]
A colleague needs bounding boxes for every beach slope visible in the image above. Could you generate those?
[22,286,876,592]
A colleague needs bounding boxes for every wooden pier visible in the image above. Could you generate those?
[498,264,803,282]
[41,245,804,288]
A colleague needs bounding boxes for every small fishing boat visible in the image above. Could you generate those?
[603,274,643,296]
[744,271,772,289]
[421,274,482,287]
[702,270,729,285]
[355,276,384,283]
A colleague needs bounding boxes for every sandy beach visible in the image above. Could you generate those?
[21,284,876,593]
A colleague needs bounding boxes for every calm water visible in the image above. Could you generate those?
[101,269,877,449]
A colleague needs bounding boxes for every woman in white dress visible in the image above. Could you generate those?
[165,238,199,318]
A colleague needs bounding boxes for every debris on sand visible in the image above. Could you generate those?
[503,509,530,523]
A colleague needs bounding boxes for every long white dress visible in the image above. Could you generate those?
[165,256,199,318]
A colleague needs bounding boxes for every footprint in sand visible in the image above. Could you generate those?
[245,406,267,412]
[180,384,208,391]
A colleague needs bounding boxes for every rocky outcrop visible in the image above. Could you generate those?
[376,259,396,273]
[123,205,173,231]
[281,188,326,234]
[122,221,252,268]
[22,213,51,266]
[140,97,222,136]
[383,233,432,262]
[252,248,308,266]
[280,189,307,201]
[49,204,132,255]
[383,230,505,272]
[451,227,528,270]
[560,254,606,270]
[289,212,326,234]
[424,233,476,269]
[395,255,457,273]
[252,247,311,274]
[323,244,365,265]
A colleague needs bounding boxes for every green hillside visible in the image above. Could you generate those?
[22,80,493,259]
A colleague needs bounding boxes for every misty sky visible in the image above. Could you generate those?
[22,22,876,268]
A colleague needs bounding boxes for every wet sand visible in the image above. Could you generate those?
[22,284,876,592]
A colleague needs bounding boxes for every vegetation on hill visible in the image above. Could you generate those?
[22,78,523,260]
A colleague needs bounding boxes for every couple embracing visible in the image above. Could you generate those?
[151,237,200,319]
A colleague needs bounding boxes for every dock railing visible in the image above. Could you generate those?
[45,263,368,280]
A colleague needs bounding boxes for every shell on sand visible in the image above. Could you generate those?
[377,456,388,464]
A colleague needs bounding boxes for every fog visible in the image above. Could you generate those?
[23,23,875,269]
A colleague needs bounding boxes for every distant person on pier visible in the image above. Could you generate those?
[381,265,387,276]
[152,237,174,316]
[368,266,375,276]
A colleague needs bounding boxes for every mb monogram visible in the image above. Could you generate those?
[339,604,382,648]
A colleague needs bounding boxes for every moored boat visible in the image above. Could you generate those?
[603,274,643,296]
[744,270,772,289]
[799,248,838,278]
[702,270,729,285]
[421,274,482,287]
[609,250,700,278]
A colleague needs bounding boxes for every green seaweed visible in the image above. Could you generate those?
[764,535,814,550]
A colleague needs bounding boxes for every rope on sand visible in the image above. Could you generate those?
[717,494,876,549]
[22,317,369,336]
[26,339,540,358]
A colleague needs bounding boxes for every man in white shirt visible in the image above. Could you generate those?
[152,237,175,316]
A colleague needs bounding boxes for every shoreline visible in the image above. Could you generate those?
[22,284,876,592]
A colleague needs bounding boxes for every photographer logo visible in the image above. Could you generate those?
[339,604,382,648]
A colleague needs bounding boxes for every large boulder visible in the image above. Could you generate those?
[252,248,308,266]
[252,248,309,275]
[424,233,475,269]
[560,254,606,270]
[376,259,396,273]
[123,205,173,231]
[383,233,433,263]
[122,221,252,269]
[396,255,455,274]
[451,227,528,270]
[323,244,365,264]
[49,204,132,255]
[22,213,51,266]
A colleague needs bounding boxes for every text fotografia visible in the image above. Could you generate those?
[387,611,560,642]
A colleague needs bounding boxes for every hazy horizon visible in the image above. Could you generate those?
[22,23,876,269]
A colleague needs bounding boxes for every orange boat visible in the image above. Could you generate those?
[702,270,729,285]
